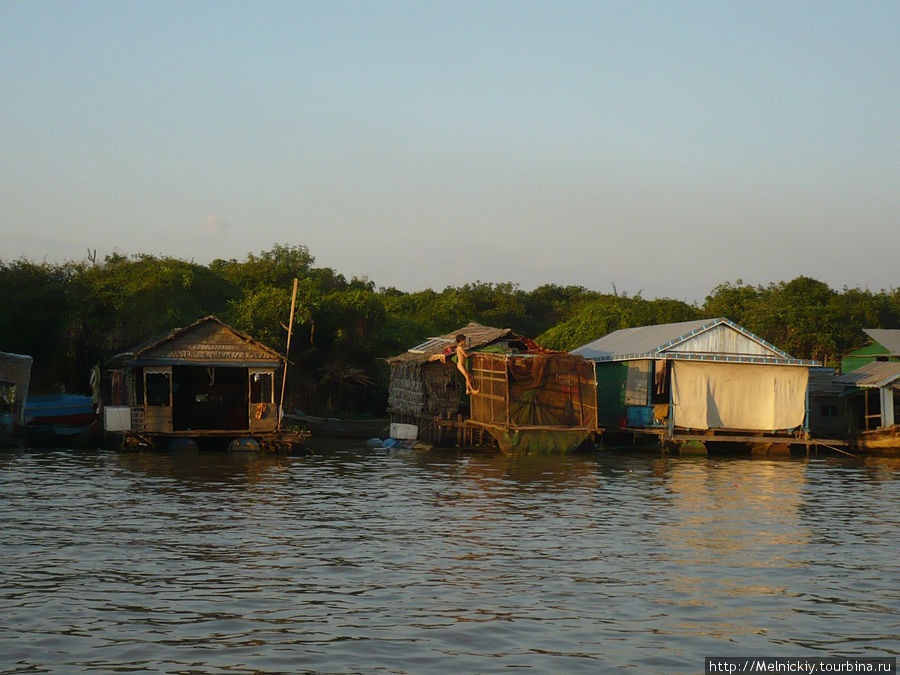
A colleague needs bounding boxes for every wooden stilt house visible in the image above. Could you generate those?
[468,350,597,454]
[571,318,820,449]
[102,316,306,452]
[833,361,900,452]
[386,323,526,444]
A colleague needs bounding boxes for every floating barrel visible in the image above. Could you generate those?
[167,438,199,453]
[228,437,260,452]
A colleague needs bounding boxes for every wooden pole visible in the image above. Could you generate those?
[278,278,299,428]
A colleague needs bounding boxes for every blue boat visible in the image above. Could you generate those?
[22,394,99,445]
[24,394,97,426]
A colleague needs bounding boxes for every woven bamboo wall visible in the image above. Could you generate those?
[388,361,461,417]
[470,353,597,429]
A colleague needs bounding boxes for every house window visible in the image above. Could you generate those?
[625,361,652,406]
[250,372,273,404]
[145,372,171,406]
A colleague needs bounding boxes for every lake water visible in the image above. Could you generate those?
[1,442,897,674]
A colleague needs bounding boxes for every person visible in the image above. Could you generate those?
[454,334,479,394]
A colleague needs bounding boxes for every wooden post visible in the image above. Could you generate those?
[864,389,872,431]
[278,278,299,428]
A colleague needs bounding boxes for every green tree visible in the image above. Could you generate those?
[0,259,73,390]
[521,284,598,337]
[70,254,237,354]
[702,280,762,326]
[538,294,700,351]
[210,243,315,292]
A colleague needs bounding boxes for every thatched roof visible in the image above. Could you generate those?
[109,316,285,367]
[387,322,523,365]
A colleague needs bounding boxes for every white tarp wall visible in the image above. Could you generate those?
[672,361,809,431]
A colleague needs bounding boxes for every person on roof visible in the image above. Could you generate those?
[427,336,479,394]
[454,334,479,394]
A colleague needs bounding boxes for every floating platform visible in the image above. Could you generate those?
[114,428,310,454]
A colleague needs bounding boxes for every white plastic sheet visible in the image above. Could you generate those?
[672,361,808,431]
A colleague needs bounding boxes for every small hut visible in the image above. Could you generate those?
[103,316,305,451]
[0,351,32,430]
[468,350,597,453]
[386,323,526,443]
[833,361,900,451]
[571,318,820,448]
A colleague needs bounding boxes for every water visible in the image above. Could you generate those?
[1,443,897,674]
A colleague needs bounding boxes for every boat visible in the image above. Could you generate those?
[21,394,100,446]
[24,394,97,426]
[847,425,900,454]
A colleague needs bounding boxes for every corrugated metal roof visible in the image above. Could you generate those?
[386,322,519,364]
[571,319,715,360]
[863,329,900,356]
[834,361,900,388]
[570,318,815,364]
[808,367,843,396]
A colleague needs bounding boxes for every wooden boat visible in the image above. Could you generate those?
[848,425,900,454]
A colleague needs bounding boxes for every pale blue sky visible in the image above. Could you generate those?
[2,1,897,301]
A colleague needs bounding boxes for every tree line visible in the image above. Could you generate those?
[2,244,897,417]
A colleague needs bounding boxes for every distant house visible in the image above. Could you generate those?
[386,322,528,443]
[103,316,305,451]
[571,318,819,445]
[841,329,900,373]
[833,361,900,448]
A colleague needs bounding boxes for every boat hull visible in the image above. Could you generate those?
[24,395,96,426]
[848,426,900,454]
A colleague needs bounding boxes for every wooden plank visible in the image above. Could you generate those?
[669,433,849,446]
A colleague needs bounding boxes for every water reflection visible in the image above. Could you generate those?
[114,448,297,487]
[0,445,896,673]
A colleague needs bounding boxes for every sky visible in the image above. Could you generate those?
[1,1,897,303]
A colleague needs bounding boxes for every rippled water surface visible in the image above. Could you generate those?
[1,443,897,673]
